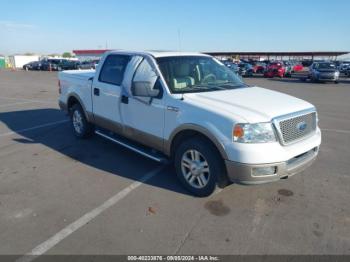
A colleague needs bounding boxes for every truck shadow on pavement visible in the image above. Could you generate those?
[0,108,192,196]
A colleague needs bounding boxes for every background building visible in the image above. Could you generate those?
[8,55,40,68]
[72,49,349,62]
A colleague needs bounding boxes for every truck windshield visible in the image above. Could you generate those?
[156,56,246,94]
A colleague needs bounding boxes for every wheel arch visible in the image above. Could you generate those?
[67,93,92,122]
[166,124,228,160]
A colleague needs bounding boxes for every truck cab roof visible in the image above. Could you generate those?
[104,50,210,58]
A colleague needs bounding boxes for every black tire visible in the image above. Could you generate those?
[174,136,225,197]
[334,81,339,84]
[70,104,94,138]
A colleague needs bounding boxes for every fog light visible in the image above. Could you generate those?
[252,166,277,176]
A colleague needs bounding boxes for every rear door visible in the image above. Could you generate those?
[92,54,131,133]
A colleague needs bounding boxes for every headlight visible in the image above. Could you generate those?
[233,123,276,143]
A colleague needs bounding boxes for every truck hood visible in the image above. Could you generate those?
[183,86,315,123]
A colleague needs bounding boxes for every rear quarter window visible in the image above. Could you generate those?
[99,55,131,86]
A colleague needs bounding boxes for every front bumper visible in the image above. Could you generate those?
[317,74,339,81]
[225,147,319,185]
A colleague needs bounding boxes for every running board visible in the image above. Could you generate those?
[95,130,168,163]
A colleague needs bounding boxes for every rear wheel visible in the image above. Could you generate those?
[174,137,225,197]
[70,104,94,138]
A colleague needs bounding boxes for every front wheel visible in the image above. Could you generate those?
[174,137,225,197]
[70,104,94,138]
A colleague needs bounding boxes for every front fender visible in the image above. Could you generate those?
[165,123,229,160]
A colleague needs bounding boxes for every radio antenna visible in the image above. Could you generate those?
[177,29,182,52]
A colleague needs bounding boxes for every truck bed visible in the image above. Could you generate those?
[59,69,95,81]
[58,70,95,114]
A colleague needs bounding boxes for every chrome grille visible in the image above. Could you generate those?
[276,111,317,145]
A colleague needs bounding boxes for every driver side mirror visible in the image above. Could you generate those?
[131,79,160,98]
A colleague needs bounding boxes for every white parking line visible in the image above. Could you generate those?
[0,96,57,105]
[15,165,166,262]
[322,128,350,134]
[0,120,69,137]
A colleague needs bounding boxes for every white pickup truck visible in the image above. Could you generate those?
[58,51,321,196]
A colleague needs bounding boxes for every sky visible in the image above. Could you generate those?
[0,0,350,55]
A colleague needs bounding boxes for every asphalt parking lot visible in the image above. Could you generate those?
[0,70,349,257]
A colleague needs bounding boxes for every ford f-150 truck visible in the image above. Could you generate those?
[58,51,321,196]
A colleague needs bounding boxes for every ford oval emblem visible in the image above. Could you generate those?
[297,121,307,131]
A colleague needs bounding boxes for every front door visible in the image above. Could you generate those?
[120,57,166,151]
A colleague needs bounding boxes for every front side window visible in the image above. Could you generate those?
[99,55,131,86]
[156,56,246,94]
[133,59,158,86]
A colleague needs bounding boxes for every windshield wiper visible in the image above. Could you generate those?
[173,86,210,94]
[175,83,246,94]
[217,82,248,88]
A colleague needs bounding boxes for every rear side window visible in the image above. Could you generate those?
[99,55,131,86]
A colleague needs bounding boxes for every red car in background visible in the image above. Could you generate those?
[292,62,303,72]
[264,62,286,78]
[253,62,266,73]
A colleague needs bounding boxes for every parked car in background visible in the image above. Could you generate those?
[23,61,41,70]
[345,68,350,77]
[334,61,342,67]
[238,63,254,77]
[338,61,350,73]
[291,61,303,72]
[230,63,240,75]
[308,62,339,83]
[78,60,100,70]
[40,60,60,71]
[223,61,240,75]
[253,62,266,74]
[37,59,78,71]
[23,59,86,71]
[303,59,325,67]
[302,60,313,67]
[264,61,286,78]
[59,60,79,70]
[283,61,293,77]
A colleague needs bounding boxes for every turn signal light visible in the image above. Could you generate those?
[233,125,244,139]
